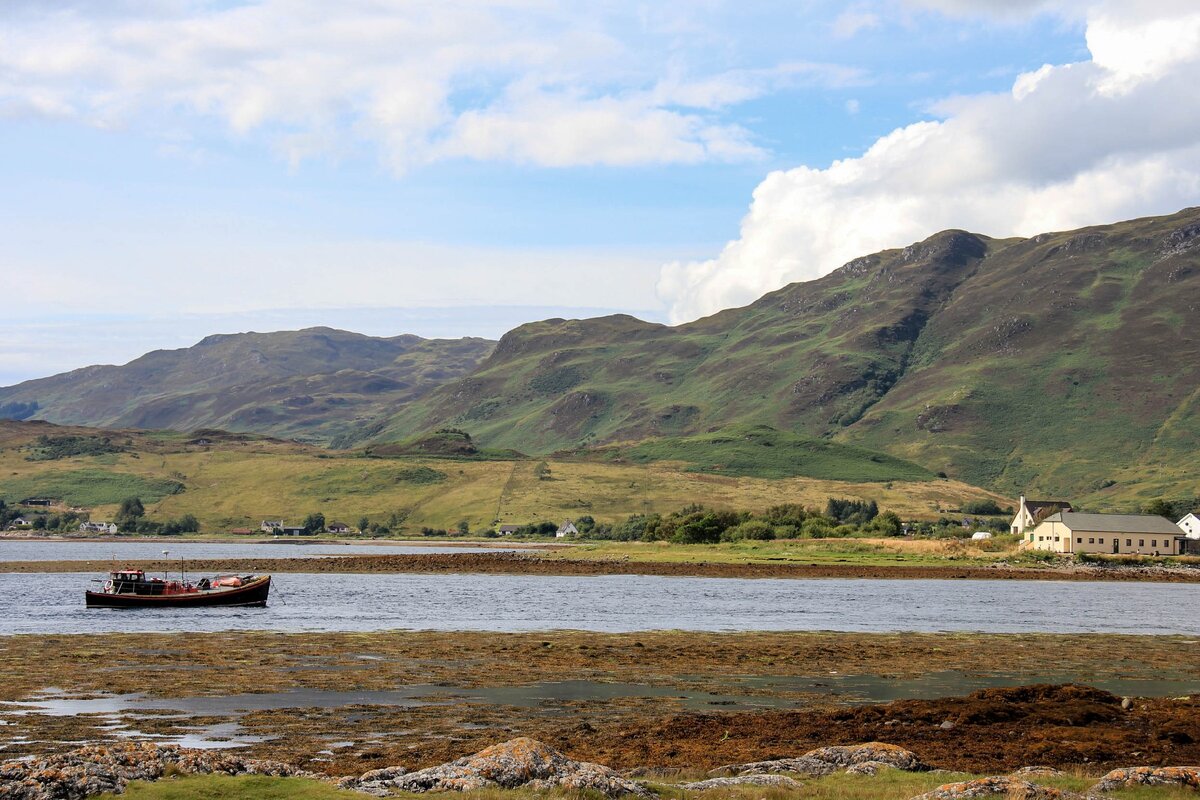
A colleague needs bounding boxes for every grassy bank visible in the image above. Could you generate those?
[102,771,1200,800]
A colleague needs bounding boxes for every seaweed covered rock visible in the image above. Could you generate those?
[343,738,651,799]
[710,741,927,777]
[1092,766,1200,792]
[0,742,304,800]
[909,776,1085,799]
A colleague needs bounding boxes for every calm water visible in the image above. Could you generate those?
[0,540,522,562]
[1,572,1198,635]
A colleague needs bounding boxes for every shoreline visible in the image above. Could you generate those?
[3,550,1199,581]
[0,534,566,549]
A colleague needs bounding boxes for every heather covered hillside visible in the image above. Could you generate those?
[0,328,494,444]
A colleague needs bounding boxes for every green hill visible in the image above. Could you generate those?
[369,208,1200,502]
[0,328,494,444]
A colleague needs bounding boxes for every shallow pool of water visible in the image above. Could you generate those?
[1,572,1198,635]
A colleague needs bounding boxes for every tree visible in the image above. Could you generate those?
[115,497,145,532]
[455,519,470,535]
[357,516,370,534]
[302,512,326,534]
[1143,499,1174,519]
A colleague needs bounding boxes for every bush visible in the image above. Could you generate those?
[720,520,776,542]
[961,499,1003,515]
[801,518,833,538]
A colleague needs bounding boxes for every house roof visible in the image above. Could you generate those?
[327,521,349,527]
[1022,499,1072,516]
[1046,512,1183,535]
[498,524,520,531]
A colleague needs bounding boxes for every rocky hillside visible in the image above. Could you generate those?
[0,328,494,444]
[370,208,1200,499]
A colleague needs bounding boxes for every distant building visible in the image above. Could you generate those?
[277,525,310,536]
[7,517,31,529]
[1011,495,1073,537]
[1178,513,1200,539]
[497,524,520,536]
[556,520,578,538]
[1028,512,1186,555]
[79,522,118,534]
[260,519,284,532]
[19,498,55,507]
[327,521,352,534]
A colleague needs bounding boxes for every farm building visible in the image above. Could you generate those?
[497,524,520,536]
[1027,512,1186,555]
[1010,495,1072,536]
[1178,513,1200,539]
[556,520,578,538]
[327,522,352,534]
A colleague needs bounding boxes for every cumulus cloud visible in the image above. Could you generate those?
[0,0,859,170]
[659,0,1200,322]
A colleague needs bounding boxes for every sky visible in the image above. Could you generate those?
[2,0,1199,385]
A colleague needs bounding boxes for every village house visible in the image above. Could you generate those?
[1178,513,1200,539]
[276,525,310,536]
[497,524,520,536]
[1027,511,1187,555]
[260,519,284,532]
[6,517,31,529]
[79,521,118,534]
[556,520,578,538]
[326,521,352,534]
[1010,495,1073,537]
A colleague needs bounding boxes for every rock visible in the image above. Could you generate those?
[939,720,957,730]
[1092,766,1200,792]
[909,776,1085,799]
[1012,767,1064,777]
[0,742,308,800]
[709,741,927,777]
[1120,697,1133,710]
[846,760,894,776]
[338,765,410,796]
[679,775,805,791]
[349,738,650,799]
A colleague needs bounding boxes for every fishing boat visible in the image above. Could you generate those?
[85,564,271,609]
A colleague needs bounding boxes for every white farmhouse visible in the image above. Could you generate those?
[556,520,579,538]
[1011,495,1072,537]
[1178,513,1200,539]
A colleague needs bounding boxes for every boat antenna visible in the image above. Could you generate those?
[162,550,170,581]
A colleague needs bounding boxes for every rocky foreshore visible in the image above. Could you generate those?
[5,738,1199,800]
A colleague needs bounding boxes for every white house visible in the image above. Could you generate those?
[261,519,284,532]
[79,521,118,534]
[1028,512,1186,555]
[1011,495,1073,537]
[497,524,520,536]
[327,521,352,534]
[7,517,31,529]
[556,520,579,538]
[1178,513,1200,539]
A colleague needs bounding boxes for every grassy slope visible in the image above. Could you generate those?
[0,421,1000,532]
[103,772,1197,800]
[0,328,494,445]
[373,209,1200,506]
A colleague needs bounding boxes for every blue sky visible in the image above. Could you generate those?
[3,1,1197,385]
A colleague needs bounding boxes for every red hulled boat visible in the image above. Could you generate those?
[85,568,271,608]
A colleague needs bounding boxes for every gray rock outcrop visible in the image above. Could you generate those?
[709,741,927,778]
[678,774,805,791]
[1091,766,1200,792]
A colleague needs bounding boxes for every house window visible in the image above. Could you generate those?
[1152,540,1157,548]
[1088,538,1095,544]
[1099,538,1104,544]
[1076,538,1083,543]
[1139,540,1145,547]
[1127,539,1132,546]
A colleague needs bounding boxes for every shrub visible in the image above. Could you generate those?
[801,518,833,538]
[720,520,776,542]
[961,499,1003,515]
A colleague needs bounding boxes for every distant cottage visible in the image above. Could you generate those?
[327,521,351,534]
[556,520,578,538]
[260,519,284,532]
[497,524,520,536]
[79,521,118,534]
[1010,495,1072,537]
[1027,512,1186,556]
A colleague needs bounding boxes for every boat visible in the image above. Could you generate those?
[85,568,272,608]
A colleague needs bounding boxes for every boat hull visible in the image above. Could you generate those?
[85,575,271,608]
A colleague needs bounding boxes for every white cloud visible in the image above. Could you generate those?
[659,0,1200,322]
[0,0,855,171]
[832,10,882,39]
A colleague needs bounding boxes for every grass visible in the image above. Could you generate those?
[0,468,184,506]
[579,425,934,482]
[101,771,1200,800]
[556,537,1022,568]
[0,425,1002,534]
[100,775,358,800]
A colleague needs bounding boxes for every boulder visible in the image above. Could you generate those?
[337,766,410,796]
[679,775,805,791]
[1012,767,1064,777]
[909,776,1085,799]
[1092,766,1200,792]
[0,742,306,800]
[347,738,650,799]
[710,741,927,778]
[846,760,895,776]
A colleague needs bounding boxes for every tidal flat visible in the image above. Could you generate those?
[1,631,1198,777]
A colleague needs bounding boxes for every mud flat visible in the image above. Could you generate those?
[0,631,1197,776]
[4,551,1200,581]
